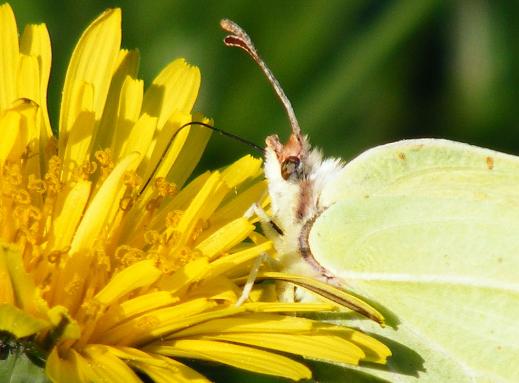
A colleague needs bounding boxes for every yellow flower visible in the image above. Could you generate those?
[0,4,390,382]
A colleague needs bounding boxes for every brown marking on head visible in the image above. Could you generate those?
[266,134,304,164]
[266,133,307,182]
[486,156,494,170]
[397,152,406,161]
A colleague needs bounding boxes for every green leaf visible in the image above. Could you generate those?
[0,349,50,383]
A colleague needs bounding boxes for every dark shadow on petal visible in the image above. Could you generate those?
[180,360,291,383]
[361,333,426,377]
[308,360,392,383]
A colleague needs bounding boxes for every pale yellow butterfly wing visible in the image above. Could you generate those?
[309,139,519,382]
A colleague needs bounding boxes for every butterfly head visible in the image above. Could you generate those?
[266,131,310,182]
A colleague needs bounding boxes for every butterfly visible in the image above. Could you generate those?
[221,19,519,382]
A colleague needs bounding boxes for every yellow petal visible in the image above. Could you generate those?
[242,302,336,313]
[132,354,210,383]
[138,111,191,184]
[0,100,38,166]
[204,241,272,279]
[96,49,140,150]
[16,54,39,102]
[12,63,42,178]
[117,112,157,161]
[248,277,278,302]
[171,313,316,338]
[94,260,162,305]
[0,3,19,110]
[141,58,200,130]
[0,109,24,167]
[49,153,140,309]
[139,305,245,346]
[0,256,14,304]
[19,23,53,156]
[47,305,81,341]
[220,155,263,188]
[69,152,140,253]
[48,180,92,252]
[96,298,217,345]
[201,333,366,365]
[340,328,392,364]
[60,80,95,179]
[19,23,52,108]
[109,348,209,383]
[116,123,211,246]
[101,346,168,367]
[210,181,267,227]
[59,8,121,136]
[140,113,212,193]
[46,348,100,383]
[94,291,180,335]
[157,257,209,294]
[149,339,312,381]
[165,114,212,187]
[0,243,48,317]
[82,345,142,383]
[185,276,240,303]
[250,271,385,325]
[172,313,389,365]
[110,75,144,159]
[195,217,254,259]
[173,171,223,246]
[0,304,48,338]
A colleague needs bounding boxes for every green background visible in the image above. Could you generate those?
[8,0,519,171]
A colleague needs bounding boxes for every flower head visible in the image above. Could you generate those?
[0,4,390,382]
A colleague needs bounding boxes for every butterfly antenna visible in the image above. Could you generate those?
[139,121,263,195]
[221,19,301,138]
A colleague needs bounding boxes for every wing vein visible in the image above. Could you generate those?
[339,272,519,294]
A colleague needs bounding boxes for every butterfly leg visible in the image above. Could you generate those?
[244,202,283,235]
[236,203,284,306]
[235,252,273,306]
[244,202,269,220]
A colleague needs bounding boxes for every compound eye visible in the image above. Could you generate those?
[281,156,302,181]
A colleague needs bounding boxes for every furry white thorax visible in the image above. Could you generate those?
[263,136,344,279]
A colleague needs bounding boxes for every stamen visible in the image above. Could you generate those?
[48,156,63,174]
[47,250,65,264]
[4,163,23,185]
[13,189,31,204]
[154,177,177,197]
[119,196,134,211]
[44,158,63,193]
[78,161,97,180]
[94,149,114,180]
[122,171,141,188]
[191,218,207,242]
[65,275,82,296]
[115,246,146,268]
[144,230,162,246]
[27,175,47,194]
